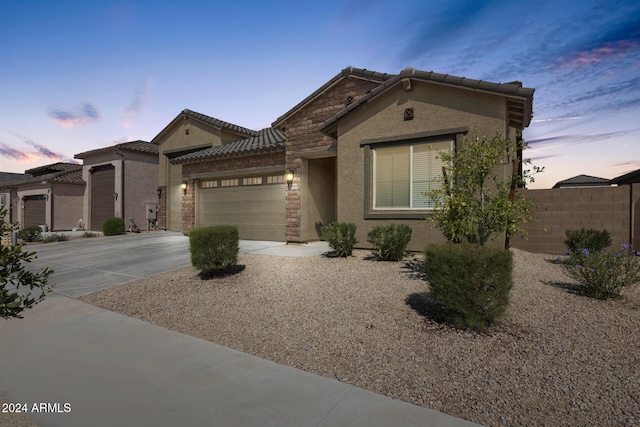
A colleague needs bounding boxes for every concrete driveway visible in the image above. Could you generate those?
[23,232,329,298]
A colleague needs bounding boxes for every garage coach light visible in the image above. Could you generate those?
[181,181,188,195]
[285,170,294,189]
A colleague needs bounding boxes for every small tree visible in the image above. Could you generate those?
[427,131,541,246]
[1,207,54,319]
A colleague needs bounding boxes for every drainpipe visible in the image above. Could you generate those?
[115,148,125,219]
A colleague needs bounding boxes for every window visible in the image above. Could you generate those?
[266,174,285,184]
[373,140,451,210]
[201,180,218,188]
[220,179,239,187]
[242,177,263,186]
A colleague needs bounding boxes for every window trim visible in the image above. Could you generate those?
[362,128,467,219]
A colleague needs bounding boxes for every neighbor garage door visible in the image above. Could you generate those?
[197,175,285,241]
[23,195,46,228]
[90,165,115,231]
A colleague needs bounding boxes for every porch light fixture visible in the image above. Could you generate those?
[156,187,162,199]
[285,170,294,189]
[181,181,188,195]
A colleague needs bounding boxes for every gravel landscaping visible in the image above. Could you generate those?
[79,248,640,427]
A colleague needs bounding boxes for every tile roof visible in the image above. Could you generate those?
[181,109,259,137]
[319,67,535,133]
[0,165,84,188]
[552,174,611,188]
[74,140,158,159]
[25,162,80,176]
[610,168,640,185]
[272,66,395,128]
[172,128,285,164]
[0,172,29,183]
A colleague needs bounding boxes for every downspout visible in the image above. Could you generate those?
[115,148,125,219]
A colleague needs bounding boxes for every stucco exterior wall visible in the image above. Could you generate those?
[124,159,159,229]
[334,81,514,252]
[52,183,84,230]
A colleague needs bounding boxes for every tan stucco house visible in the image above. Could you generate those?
[0,162,84,231]
[155,66,535,250]
[74,140,159,231]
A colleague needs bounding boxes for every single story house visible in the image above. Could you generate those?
[156,66,535,250]
[74,140,159,231]
[0,162,84,230]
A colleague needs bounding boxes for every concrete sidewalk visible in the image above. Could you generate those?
[0,298,480,427]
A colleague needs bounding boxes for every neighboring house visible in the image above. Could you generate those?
[74,140,159,231]
[0,163,84,230]
[552,174,611,188]
[610,168,640,185]
[0,172,30,223]
[156,66,535,250]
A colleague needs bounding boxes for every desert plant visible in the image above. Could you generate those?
[367,224,412,261]
[423,243,513,331]
[321,222,357,257]
[564,228,612,255]
[102,217,125,236]
[189,226,239,274]
[18,226,42,242]
[427,132,542,246]
[41,234,68,243]
[0,207,54,319]
[558,244,640,300]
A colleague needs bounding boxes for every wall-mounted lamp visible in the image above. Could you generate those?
[285,170,295,189]
[156,187,162,199]
[181,181,188,195]
[43,193,48,201]
[113,192,118,200]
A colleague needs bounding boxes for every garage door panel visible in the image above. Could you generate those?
[198,183,285,241]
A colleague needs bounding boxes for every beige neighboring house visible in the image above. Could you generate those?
[74,140,159,231]
[0,163,84,231]
[155,66,535,250]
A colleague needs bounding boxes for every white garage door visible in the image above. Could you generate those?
[197,175,285,241]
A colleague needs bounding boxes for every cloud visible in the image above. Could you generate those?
[528,128,640,146]
[0,134,69,163]
[121,80,151,129]
[48,103,100,127]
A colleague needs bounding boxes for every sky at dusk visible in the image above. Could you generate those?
[1,0,639,189]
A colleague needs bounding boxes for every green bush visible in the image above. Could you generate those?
[367,224,412,261]
[423,243,513,331]
[189,226,239,273]
[41,234,68,243]
[102,217,125,236]
[18,226,42,242]
[564,228,611,255]
[321,222,357,257]
[558,244,640,300]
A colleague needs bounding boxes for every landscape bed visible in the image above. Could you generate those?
[79,248,640,427]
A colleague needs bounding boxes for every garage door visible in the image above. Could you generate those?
[91,165,115,231]
[197,175,285,241]
[23,195,46,228]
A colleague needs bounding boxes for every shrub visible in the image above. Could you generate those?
[423,243,513,331]
[102,217,125,236]
[564,228,612,255]
[82,231,98,238]
[367,224,412,261]
[18,226,42,242]
[558,244,640,300]
[41,234,68,243]
[1,207,54,319]
[321,222,357,257]
[189,226,239,273]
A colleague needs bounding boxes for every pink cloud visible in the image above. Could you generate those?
[559,40,638,68]
[49,103,100,128]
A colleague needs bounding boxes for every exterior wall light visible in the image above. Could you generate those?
[113,192,118,200]
[156,187,162,199]
[285,170,294,189]
[181,181,188,195]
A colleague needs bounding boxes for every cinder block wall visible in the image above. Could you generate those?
[511,185,636,254]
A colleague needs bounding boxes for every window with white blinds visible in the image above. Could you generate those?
[373,140,451,209]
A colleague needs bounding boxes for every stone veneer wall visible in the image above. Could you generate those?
[157,186,167,230]
[283,77,380,242]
